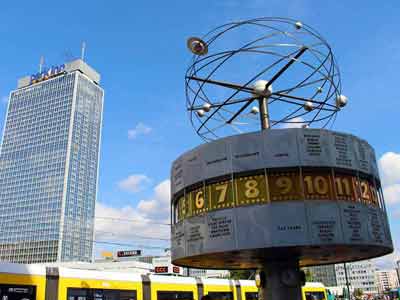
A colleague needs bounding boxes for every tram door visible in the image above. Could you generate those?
[0,284,36,300]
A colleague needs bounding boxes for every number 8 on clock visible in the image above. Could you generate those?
[235,174,268,205]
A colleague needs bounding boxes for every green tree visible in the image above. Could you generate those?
[353,288,363,300]
[302,268,313,282]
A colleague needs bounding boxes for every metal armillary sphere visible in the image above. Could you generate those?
[185,17,346,141]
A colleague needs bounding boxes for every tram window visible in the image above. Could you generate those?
[119,291,137,300]
[157,291,193,300]
[304,291,326,300]
[68,288,88,300]
[0,284,36,300]
[94,290,103,300]
[67,288,137,300]
[207,292,233,300]
[245,292,258,300]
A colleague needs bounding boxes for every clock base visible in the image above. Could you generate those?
[258,260,303,300]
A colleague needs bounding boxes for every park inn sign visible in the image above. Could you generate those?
[30,64,66,85]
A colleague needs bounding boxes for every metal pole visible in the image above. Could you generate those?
[81,41,86,61]
[344,263,351,300]
[258,97,270,130]
[396,263,400,288]
[259,260,302,300]
[39,56,44,73]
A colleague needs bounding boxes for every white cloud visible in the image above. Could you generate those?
[95,202,170,242]
[379,152,400,186]
[373,249,400,269]
[383,184,400,205]
[379,152,400,205]
[128,122,152,139]
[118,174,151,193]
[375,152,400,268]
[137,180,170,219]
[280,117,306,129]
[95,179,171,244]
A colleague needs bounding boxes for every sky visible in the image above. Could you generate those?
[0,1,399,268]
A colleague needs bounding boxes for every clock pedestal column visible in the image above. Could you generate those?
[260,260,303,300]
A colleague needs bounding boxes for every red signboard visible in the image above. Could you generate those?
[154,266,168,273]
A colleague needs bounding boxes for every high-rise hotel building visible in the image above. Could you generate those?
[0,59,103,263]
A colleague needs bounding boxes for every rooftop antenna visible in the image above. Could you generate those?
[39,56,44,73]
[81,41,86,61]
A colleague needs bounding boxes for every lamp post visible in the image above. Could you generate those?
[344,263,351,300]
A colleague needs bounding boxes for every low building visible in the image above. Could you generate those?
[335,260,378,294]
[306,265,337,286]
[375,269,399,293]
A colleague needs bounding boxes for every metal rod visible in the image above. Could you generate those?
[187,76,254,93]
[226,98,257,124]
[344,263,351,300]
[189,96,257,111]
[264,46,308,89]
[273,92,337,109]
[39,56,44,73]
[226,47,308,127]
[81,41,86,61]
[259,97,270,130]
[269,95,338,112]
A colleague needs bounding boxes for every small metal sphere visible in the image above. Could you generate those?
[250,106,259,114]
[202,103,212,112]
[193,42,205,53]
[187,37,208,56]
[295,21,303,30]
[317,87,323,93]
[253,80,272,97]
[336,94,348,108]
[304,101,313,112]
[197,109,206,117]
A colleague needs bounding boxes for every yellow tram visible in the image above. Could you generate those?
[0,263,327,300]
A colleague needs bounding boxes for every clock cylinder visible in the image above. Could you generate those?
[170,128,393,269]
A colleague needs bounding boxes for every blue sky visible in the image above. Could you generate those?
[0,1,399,266]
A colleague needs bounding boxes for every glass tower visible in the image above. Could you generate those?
[0,60,103,263]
